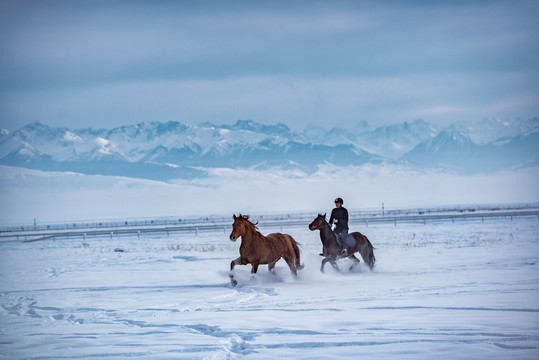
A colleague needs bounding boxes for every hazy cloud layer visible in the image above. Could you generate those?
[1,0,538,130]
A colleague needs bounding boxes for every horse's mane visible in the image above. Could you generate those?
[237,214,259,231]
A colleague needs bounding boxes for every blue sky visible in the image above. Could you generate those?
[1,0,538,131]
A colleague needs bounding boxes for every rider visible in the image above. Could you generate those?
[329,197,349,255]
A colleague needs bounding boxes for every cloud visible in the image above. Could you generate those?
[2,69,538,131]
[0,0,538,131]
[0,2,374,73]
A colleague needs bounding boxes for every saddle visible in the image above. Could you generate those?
[335,233,355,248]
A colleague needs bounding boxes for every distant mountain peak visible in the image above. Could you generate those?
[0,117,537,179]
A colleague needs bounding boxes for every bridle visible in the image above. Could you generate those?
[311,218,332,231]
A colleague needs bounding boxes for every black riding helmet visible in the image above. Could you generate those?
[334,197,344,204]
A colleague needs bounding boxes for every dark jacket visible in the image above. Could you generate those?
[329,206,349,231]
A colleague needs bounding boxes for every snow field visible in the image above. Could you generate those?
[1,217,538,359]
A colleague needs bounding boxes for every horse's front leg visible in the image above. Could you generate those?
[251,261,260,274]
[230,257,248,286]
[321,256,340,273]
[249,261,260,282]
[320,257,330,273]
[231,256,249,271]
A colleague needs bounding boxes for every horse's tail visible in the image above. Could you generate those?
[364,236,376,269]
[288,236,304,270]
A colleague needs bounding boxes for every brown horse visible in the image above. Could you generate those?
[309,214,375,273]
[229,214,303,286]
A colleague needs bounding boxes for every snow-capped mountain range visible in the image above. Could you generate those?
[1,117,537,180]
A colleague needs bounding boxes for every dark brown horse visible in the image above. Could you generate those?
[229,214,303,286]
[309,214,375,273]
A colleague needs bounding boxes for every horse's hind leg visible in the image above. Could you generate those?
[349,254,361,271]
[268,263,276,275]
[284,258,298,277]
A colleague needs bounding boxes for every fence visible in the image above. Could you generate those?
[1,205,538,243]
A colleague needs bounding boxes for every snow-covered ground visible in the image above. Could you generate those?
[1,216,538,359]
[2,164,539,224]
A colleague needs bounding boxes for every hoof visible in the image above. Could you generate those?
[229,273,237,287]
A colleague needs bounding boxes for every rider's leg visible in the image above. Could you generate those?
[339,229,348,254]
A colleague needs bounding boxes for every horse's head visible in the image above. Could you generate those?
[230,214,254,241]
[309,213,327,231]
